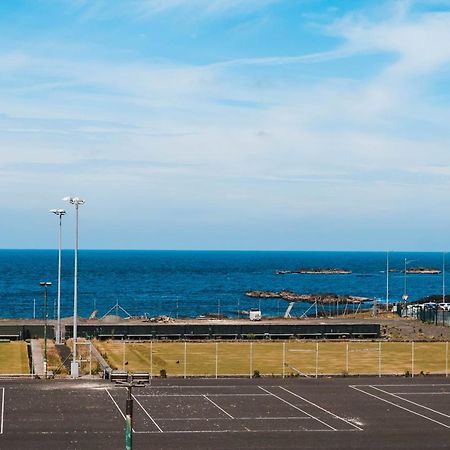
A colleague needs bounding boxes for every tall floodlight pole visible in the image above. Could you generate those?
[443,252,446,303]
[63,196,85,378]
[386,252,390,311]
[50,209,66,344]
[39,282,52,379]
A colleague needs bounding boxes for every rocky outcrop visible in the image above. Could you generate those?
[276,268,352,275]
[246,290,369,304]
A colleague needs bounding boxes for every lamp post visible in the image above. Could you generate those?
[39,282,52,379]
[50,209,66,344]
[63,196,85,378]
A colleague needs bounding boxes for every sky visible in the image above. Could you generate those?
[1,0,450,251]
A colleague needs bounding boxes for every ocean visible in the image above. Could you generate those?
[0,250,446,320]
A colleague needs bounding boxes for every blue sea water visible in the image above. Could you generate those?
[0,250,446,319]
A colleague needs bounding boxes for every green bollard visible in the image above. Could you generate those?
[125,386,133,450]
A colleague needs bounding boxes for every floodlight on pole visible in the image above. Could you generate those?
[50,209,66,345]
[63,196,85,378]
[39,281,52,379]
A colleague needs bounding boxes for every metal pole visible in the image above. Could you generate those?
[72,203,79,377]
[215,342,218,379]
[150,340,153,380]
[89,341,92,378]
[123,339,126,371]
[378,342,382,378]
[346,342,349,374]
[386,252,389,311]
[282,342,286,378]
[443,253,446,303]
[446,342,448,378]
[33,298,36,320]
[249,342,253,378]
[44,285,48,379]
[411,341,415,377]
[315,342,319,378]
[56,214,62,344]
[184,341,187,379]
[125,385,133,450]
[404,258,407,299]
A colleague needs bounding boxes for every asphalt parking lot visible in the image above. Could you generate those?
[0,376,449,449]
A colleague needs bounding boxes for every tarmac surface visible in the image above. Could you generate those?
[0,376,449,449]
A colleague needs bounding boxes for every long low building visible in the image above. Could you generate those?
[65,322,380,340]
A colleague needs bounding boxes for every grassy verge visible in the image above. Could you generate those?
[94,340,450,377]
[0,341,30,374]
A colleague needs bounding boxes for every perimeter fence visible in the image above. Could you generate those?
[398,304,450,327]
[94,340,450,378]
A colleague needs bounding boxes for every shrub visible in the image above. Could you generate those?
[160,368,167,378]
[252,370,261,378]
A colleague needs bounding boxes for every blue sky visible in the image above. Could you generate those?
[1,0,450,250]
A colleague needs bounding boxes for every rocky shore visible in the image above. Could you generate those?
[246,290,369,304]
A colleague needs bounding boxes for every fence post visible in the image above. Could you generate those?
[215,342,218,379]
[123,339,126,371]
[282,342,286,378]
[315,342,319,378]
[89,341,92,378]
[378,342,382,378]
[411,341,415,377]
[150,340,153,380]
[184,341,187,379]
[249,342,253,378]
[446,342,448,378]
[345,342,349,374]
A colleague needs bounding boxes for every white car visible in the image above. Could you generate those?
[439,303,450,311]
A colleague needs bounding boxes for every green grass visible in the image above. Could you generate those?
[94,340,450,377]
[0,341,30,374]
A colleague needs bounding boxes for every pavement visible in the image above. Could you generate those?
[29,339,44,377]
[0,376,449,449]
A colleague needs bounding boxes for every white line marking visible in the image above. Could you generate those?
[279,386,363,431]
[133,428,355,434]
[1,388,4,435]
[258,386,336,431]
[350,385,450,429]
[370,386,450,419]
[393,392,450,395]
[105,389,126,421]
[203,395,234,419]
[132,394,164,433]
[154,416,311,421]
[134,393,270,398]
[351,384,450,387]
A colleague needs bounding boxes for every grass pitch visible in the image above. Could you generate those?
[94,340,450,377]
[0,341,30,374]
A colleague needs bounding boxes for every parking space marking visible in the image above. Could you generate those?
[279,386,363,431]
[134,393,270,397]
[132,394,164,433]
[203,395,234,419]
[350,385,450,429]
[258,386,337,431]
[1,388,4,435]
[370,386,450,419]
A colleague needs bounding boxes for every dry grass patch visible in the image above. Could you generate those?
[94,340,450,377]
[0,341,29,374]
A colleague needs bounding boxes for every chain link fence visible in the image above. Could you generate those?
[94,340,450,378]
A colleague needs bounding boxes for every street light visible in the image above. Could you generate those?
[63,196,85,378]
[403,258,415,301]
[39,281,52,379]
[50,208,66,345]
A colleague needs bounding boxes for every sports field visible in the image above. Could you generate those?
[94,340,450,377]
[0,341,29,374]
